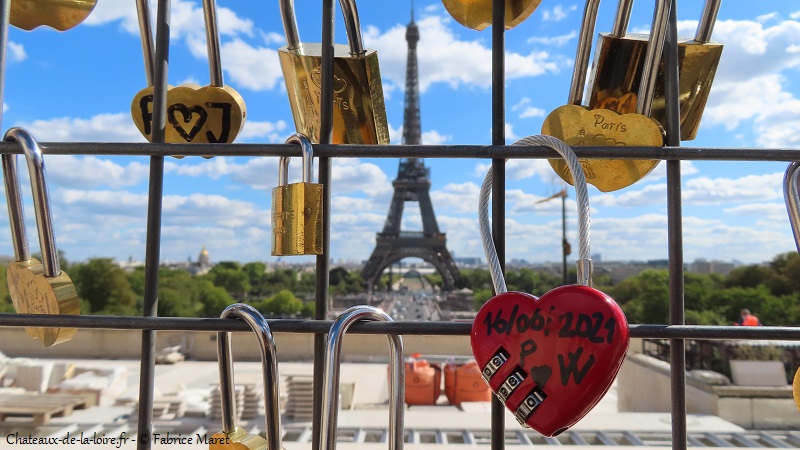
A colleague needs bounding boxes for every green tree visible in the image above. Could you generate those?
[72,258,138,315]
[208,265,251,299]
[196,279,234,317]
[608,269,670,324]
[256,289,303,316]
[157,268,202,317]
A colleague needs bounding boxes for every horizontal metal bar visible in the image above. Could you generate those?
[0,313,799,339]
[0,142,798,161]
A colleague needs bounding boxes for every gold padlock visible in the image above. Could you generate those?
[10,0,97,31]
[131,0,246,154]
[441,0,541,31]
[271,133,323,256]
[277,0,389,144]
[210,303,282,450]
[541,0,667,193]
[587,0,722,141]
[3,128,79,347]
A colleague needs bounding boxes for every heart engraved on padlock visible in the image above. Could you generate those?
[541,0,667,192]
[3,128,79,347]
[10,0,97,31]
[441,0,541,31]
[472,134,629,437]
[131,84,246,145]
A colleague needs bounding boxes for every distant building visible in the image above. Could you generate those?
[163,245,213,275]
[687,258,737,276]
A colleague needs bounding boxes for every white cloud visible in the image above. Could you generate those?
[16,113,145,142]
[528,31,577,47]
[332,159,392,195]
[512,98,546,119]
[542,4,577,22]
[45,156,150,189]
[683,172,783,204]
[422,130,451,145]
[699,18,800,146]
[757,12,779,24]
[218,39,284,91]
[238,119,288,142]
[8,42,26,62]
[475,159,562,182]
[431,182,480,214]
[364,15,564,93]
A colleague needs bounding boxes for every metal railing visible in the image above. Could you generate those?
[0,1,798,450]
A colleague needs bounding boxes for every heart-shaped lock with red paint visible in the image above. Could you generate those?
[471,288,628,436]
[473,134,630,437]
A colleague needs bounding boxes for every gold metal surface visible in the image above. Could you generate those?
[441,0,541,30]
[6,261,78,347]
[587,33,722,141]
[279,43,389,145]
[131,83,247,151]
[208,427,268,450]
[10,0,96,31]
[541,105,665,192]
[793,367,800,412]
[272,182,323,256]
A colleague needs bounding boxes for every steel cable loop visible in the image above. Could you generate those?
[783,162,800,252]
[479,135,594,289]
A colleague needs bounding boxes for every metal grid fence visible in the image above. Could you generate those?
[0,1,799,450]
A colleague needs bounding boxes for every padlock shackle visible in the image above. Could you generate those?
[2,154,29,263]
[280,0,365,55]
[695,0,721,44]
[784,162,800,253]
[610,0,634,37]
[568,0,601,105]
[321,306,404,450]
[4,128,60,278]
[636,0,669,116]
[134,0,155,86]
[217,303,282,450]
[202,0,224,87]
[279,133,315,186]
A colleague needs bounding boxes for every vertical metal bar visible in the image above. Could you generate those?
[663,2,686,450]
[136,0,169,448]
[135,0,155,86]
[0,0,19,260]
[491,1,506,450]
[0,0,8,130]
[312,0,335,448]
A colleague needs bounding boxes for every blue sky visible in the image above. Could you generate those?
[0,0,799,267]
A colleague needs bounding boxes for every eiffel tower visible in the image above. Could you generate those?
[361,7,460,292]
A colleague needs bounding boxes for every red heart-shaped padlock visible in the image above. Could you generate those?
[471,286,629,437]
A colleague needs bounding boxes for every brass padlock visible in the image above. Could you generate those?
[783,162,800,252]
[2,128,79,347]
[210,303,282,450]
[271,133,323,256]
[321,306,404,450]
[441,0,541,31]
[131,0,246,153]
[541,0,667,193]
[278,0,389,144]
[10,0,97,31]
[587,0,722,140]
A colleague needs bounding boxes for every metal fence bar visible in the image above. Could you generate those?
[1,313,800,339]
[491,0,506,448]
[312,0,336,448]
[136,0,170,448]
[663,1,687,449]
[1,142,799,160]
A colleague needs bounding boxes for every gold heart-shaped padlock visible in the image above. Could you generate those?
[541,0,668,192]
[131,0,246,158]
[542,106,663,192]
[441,0,541,31]
[131,84,246,145]
[10,0,97,31]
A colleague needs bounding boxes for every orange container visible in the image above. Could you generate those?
[401,356,442,405]
[444,359,492,405]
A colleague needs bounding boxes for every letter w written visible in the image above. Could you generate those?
[557,347,595,386]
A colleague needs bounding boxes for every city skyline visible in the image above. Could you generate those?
[0,1,798,267]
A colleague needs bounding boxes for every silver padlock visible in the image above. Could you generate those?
[784,162,800,252]
[321,306,404,450]
[210,303,282,450]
